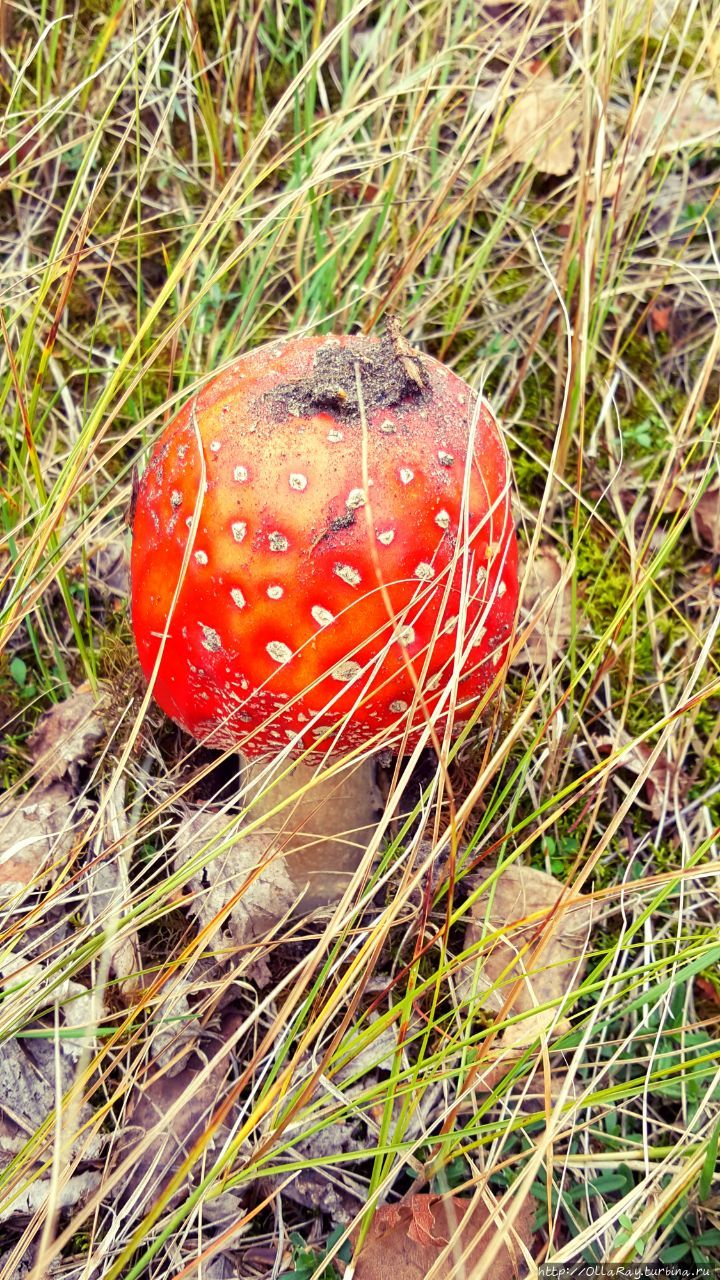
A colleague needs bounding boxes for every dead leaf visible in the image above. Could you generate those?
[201,1256,239,1280]
[460,864,593,1046]
[0,782,80,895]
[352,1192,535,1279]
[517,547,577,667]
[649,300,673,334]
[274,1121,370,1221]
[0,956,102,1064]
[505,65,577,176]
[86,781,142,1000]
[594,731,686,821]
[174,810,299,979]
[86,536,129,597]
[148,981,197,1076]
[601,86,720,203]
[0,1000,103,1224]
[665,468,720,555]
[270,1020,399,1220]
[0,1170,100,1226]
[117,1009,244,1224]
[635,82,720,152]
[29,686,105,787]
[694,975,720,1011]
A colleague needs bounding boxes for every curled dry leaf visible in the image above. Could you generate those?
[664,468,720,555]
[0,782,79,896]
[504,64,577,176]
[352,1192,534,1280]
[460,864,594,1048]
[28,685,105,787]
[174,810,299,983]
[517,546,577,667]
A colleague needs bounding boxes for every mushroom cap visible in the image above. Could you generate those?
[130,332,518,757]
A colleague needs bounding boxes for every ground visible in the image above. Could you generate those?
[0,1,719,1277]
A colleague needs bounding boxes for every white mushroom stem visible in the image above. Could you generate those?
[239,754,383,914]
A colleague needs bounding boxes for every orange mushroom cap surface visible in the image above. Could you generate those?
[130,330,518,757]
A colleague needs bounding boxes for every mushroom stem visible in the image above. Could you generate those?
[240,754,383,913]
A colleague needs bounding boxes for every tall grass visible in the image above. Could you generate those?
[1,0,719,1276]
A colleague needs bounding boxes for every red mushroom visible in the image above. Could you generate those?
[130,324,518,905]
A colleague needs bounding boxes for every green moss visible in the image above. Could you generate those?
[576,534,630,633]
[492,267,531,307]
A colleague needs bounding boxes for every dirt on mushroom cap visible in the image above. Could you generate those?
[130,331,518,757]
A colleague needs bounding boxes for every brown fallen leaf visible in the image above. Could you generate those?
[274,1121,370,1222]
[117,1009,244,1225]
[174,810,299,982]
[504,64,577,177]
[0,782,80,895]
[517,547,578,667]
[634,81,720,152]
[352,1192,534,1279]
[86,536,129,598]
[269,1020,398,1220]
[148,981,198,1076]
[664,468,720,555]
[459,864,594,1046]
[86,781,142,1001]
[28,686,105,787]
[0,1001,103,1225]
[201,1255,240,1280]
[601,83,720,203]
[649,299,673,334]
[0,954,101,1063]
[594,731,686,821]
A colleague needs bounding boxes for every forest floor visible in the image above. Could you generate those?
[1,1,719,1277]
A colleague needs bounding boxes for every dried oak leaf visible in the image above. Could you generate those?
[28,686,105,787]
[0,782,79,895]
[460,864,594,1046]
[517,547,577,667]
[174,811,299,982]
[504,65,577,176]
[664,468,720,555]
[352,1193,534,1279]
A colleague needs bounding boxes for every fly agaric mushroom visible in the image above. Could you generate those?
[130,323,518,906]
